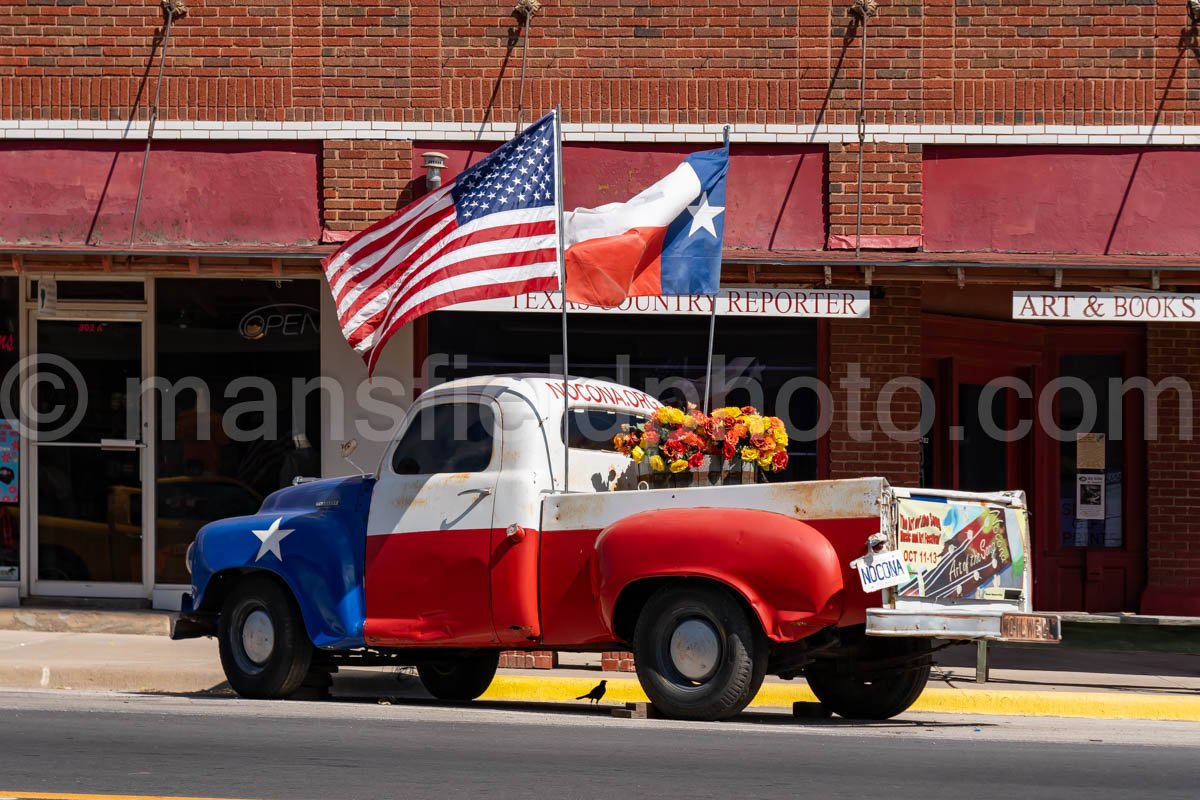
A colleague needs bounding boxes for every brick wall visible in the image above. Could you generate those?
[827,142,922,247]
[1143,325,1200,615]
[826,283,923,485]
[1,1,1195,127]
[4,2,1198,233]
[322,139,413,231]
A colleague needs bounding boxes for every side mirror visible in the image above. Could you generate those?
[341,438,366,476]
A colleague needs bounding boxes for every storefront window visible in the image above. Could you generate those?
[1058,355,1124,548]
[154,279,321,584]
[0,278,18,581]
[427,311,820,480]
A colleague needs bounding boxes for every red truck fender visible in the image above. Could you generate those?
[594,507,847,643]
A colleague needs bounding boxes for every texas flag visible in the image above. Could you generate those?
[563,146,728,307]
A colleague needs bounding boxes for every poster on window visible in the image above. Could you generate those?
[1076,473,1105,521]
[0,420,18,504]
[895,497,1026,601]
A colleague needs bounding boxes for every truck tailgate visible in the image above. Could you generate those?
[865,487,1061,643]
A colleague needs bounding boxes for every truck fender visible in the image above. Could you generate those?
[595,507,846,643]
[189,512,366,650]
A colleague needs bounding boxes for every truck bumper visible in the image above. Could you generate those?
[866,607,1062,643]
[170,594,217,640]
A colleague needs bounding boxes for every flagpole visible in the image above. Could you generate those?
[701,124,730,413]
[554,105,571,493]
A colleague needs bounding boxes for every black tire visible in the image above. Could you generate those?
[217,575,313,699]
[633,582,767,721]
[417,652,500,701]
[804,635,931,720]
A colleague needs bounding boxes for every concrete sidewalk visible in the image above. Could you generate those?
[1,628,1197,721]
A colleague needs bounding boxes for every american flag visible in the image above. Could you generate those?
[324,112,561,374]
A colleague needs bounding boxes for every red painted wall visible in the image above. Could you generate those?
[0,143,321,247]
[924,147,1200,256]
[413,143,826,253]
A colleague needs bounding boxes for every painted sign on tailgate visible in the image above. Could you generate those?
[895,498,1026,601]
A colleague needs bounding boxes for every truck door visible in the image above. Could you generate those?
[363,397,501,646]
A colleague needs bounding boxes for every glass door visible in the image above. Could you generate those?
[31,317,149,596]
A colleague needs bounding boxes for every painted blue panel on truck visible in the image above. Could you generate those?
[187,475,375,649]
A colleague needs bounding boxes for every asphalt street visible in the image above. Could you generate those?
[1,690,1198,800]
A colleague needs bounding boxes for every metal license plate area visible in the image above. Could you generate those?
[1000,612,1061,643]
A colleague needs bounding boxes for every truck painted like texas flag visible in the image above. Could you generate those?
[174,374,1058,721]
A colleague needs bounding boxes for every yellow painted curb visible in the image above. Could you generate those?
[0,793,255,800]
[483,676,1200,722]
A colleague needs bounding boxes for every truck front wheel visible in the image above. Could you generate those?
[804,636,931,720]
[633,583,767,721]
[417,652,500,701]
[217,576,313,699]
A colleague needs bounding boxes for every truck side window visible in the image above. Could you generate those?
[566,408,646,452]
[391,402,495,475]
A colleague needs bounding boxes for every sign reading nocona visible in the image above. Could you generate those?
[1013,291,1200,322]
[449,288,871,318]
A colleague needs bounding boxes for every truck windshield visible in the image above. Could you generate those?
[565,408,647,452]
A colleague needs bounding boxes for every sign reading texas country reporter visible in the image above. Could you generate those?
[448,288,870,318]
[1013,291,1200,322]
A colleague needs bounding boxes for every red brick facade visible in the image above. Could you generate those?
[2,1,1200,615]
[827,284,922,486]
[1144,325,1200,615]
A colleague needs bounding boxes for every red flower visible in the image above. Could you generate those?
[688,452,705,469]
[723,441,736,460]
[661,439,683,458]
[772,451,789,470]
[741,406,756,415]
[642,430,660,446]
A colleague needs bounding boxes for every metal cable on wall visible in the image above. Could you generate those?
[513,0,541,134]
[129,0,188,248]
[850,0,878,260]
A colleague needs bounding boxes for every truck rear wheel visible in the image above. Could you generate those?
[417,652,500,701]
[804,636,931,720]
[633,582,767,721]
[217,575,313,699]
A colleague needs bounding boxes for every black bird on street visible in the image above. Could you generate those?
[576,680,607,703]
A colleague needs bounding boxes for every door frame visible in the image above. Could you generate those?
[23,278,156,600]
[1038,325,1147,612]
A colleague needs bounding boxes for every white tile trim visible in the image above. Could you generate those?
[3,120,1200,145]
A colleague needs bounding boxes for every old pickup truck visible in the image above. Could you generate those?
[174,374,1059,721]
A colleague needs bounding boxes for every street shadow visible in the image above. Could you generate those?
[158,672,995,730]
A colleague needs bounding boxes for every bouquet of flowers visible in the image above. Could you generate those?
[708,406,789,472]
[614,405,709,474]
[612,404,789,474]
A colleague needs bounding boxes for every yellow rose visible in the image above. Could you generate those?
[669,458,689,473]
[656,407,686,426]
[649,455,665,472]
[757,455,773,469]
[631,446,645,463]
[740,446,759,461]
[746,416,767,435]
[774,429,789,447]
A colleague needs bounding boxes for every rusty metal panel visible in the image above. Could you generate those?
[543,477,888,532]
